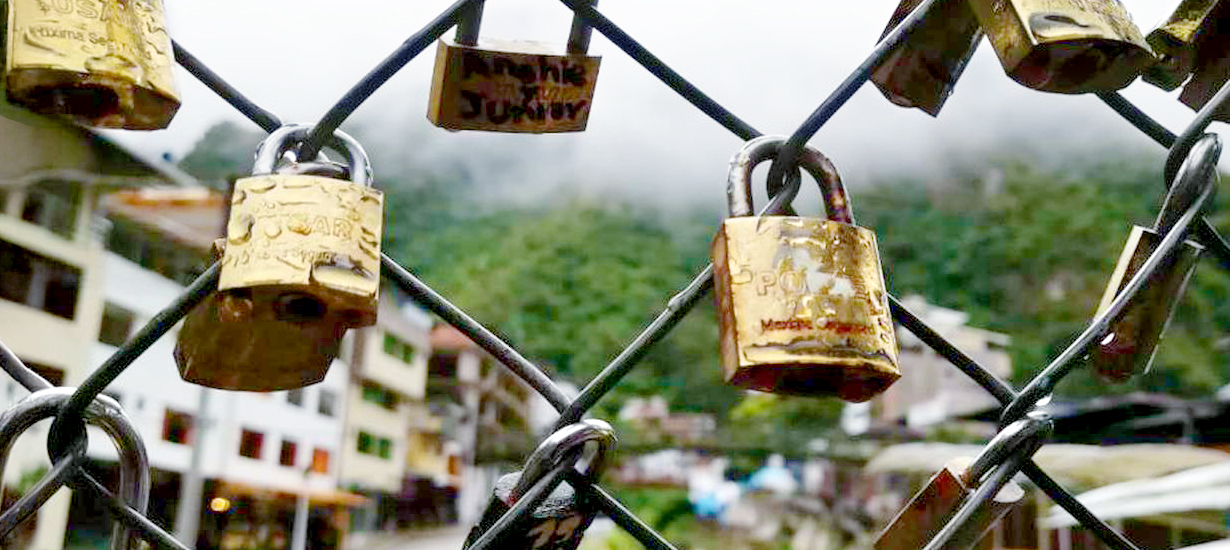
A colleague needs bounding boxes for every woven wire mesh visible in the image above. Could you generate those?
[0,0,1228,549]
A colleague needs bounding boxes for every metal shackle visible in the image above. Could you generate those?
[1155,133,1221,235]
[454,0,598,54]
[512,419,617,500]
[251,124,373,187]
[0,389,149,550]
[964,410,1052,486]
[726,135,852,223]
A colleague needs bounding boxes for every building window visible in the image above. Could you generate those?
[162,409,194,445]
[360,382,398,411]
[0,239,81,320]
[357,431,393,460]
[239,429,264,459]
[382,333,416,364]
[20,180,81,239]
[318,390,336,417]
[279,440,297,467]
[378,438,392,459]
[22,362,64,386]
[98,303,135,347]
[286,389,304,407]
[310,449,330,474]
[357,431,374,454]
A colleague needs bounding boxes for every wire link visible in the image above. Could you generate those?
[2,0,1230,548]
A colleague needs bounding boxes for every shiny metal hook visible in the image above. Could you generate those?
[251,124,373,187]
[511,419,617,501]
[726,135,851,223]
[0,389,149,550]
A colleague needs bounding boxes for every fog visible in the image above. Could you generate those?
[101,0,1224,210]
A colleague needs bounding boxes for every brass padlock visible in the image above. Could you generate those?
[966,0,1152,93]
[1178,24,1230,122]
[711,136,899,403]
[1090,135,1218,382]
[426,0,601,133]
[1141,0,1228,90]
[2,0,179,129]
[869,0,983,116]
[875,413,1049,550]
[174,125,384,391]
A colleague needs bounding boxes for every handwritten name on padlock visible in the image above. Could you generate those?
[428,38,601,133]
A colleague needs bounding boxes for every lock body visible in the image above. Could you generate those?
[1092,226,1202,382]
[876,458,1024,550]
[712,217,899,403]
[465,472,596,550]
[3,0,179,129]
[966,0,1152,93]
[1142,0,1226,90]
[1179,31,1230,122]
[870,0,983,116]
[427,37,601,133]
[175,174,384,391]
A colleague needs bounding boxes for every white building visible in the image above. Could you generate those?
[82,187,365,549]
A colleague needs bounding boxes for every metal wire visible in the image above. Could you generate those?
[1,0,1229,548]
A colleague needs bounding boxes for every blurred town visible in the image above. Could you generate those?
[3,114,1230,550]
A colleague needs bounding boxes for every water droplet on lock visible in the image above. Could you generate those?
[263,218,282,239]
[246,179,277,193]
[228,214,254,245]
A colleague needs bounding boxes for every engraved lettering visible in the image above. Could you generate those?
[442,48,598,130]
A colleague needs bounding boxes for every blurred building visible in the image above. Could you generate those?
[339,290,446,532]
[87,186,366,550]
[0,118,195,550]
[619,396,717,443]
[427,324,535,526]
[871,294,1012,432]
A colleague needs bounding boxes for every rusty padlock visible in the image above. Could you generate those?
[174,125,384,391]
[1178,14,1230,122]
[1090,134,1218,382]
[966,0,1153,93]
[711,136,899,403]
[875,412,1051,550]
[426,0,601,133]
[869,0,983,116]
[2,0,179,129]
[1141,0,1228,90]
[465,420,617,550]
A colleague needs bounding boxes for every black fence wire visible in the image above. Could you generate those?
[0,0,1227,549]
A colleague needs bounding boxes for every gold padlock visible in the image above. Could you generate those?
[1141,0,1228,91]
[711,136,899,403]
[869,0,983,116]
[1178,23,1230,122]
[1090,135,1217,382]
[426,0,601,133]
[2,0,179,129]
[966,0,1152,93]
[174,125,384,391]
[875,413,1048,550]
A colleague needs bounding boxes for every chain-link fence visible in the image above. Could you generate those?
[2,0,1230,549]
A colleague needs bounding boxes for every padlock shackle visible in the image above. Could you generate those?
[0,389,149,550]
[566,0,598,55]
[512,419,616,501]
[963,410,1051,486]
[726,135,851,223]
[1155,132,1221,235]
[252,124,374,187]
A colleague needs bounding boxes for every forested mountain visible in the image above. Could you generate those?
[179,121,1230,433]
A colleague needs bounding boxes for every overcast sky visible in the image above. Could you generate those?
[100,0,1228,208]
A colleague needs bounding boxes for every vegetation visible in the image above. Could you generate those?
[180,122,1230,450]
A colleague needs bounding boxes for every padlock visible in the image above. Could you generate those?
[465,420,616,550]
[966,0,1152,93]
[426,0,601,133]
[2,0,179,129]
[174,124,384,391]
[875,413,1050,550]
[869,0,983,116]
[1178,23,1230,122]
[1090,134,1218,382]
[711,135,899,403]
[1141,0,1228,90]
